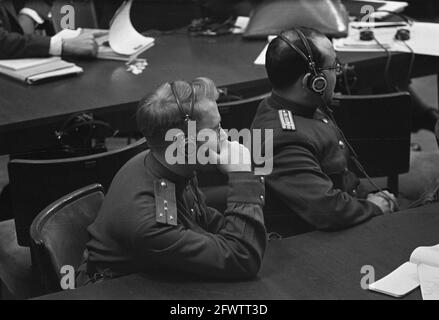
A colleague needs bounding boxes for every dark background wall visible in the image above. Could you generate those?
[94,0,201,31]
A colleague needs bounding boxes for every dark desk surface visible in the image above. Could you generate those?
[37,203,439,300]
[0,32,267,132]
[1,32,438,155]
[2,32,438,132]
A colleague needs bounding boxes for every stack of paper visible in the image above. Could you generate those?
[0,57,83,84]
[368,244,439,299]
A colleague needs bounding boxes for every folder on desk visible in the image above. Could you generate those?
[0,57,83,84]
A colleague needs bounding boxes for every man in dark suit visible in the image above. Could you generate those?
[0,0,99,59]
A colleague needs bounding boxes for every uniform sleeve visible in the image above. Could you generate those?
[0,27,50,58]
[131,172,267,280]
[268,145,383,230]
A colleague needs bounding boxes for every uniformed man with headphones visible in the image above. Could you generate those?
[251,27,398,237]
[76,77,267,286]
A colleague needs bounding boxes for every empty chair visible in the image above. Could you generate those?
[51,0,98,33]
[8,139,147,247]
[331,92,412,194]
[30,184,104,293]
[218,92,271,131]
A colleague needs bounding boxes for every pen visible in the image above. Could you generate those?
[352,23,407,29]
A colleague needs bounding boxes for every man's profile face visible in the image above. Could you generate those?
[196,98,227,156]
[314,36,338,101]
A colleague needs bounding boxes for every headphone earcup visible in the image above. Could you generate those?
[395,28,410,41]
[303,72,328,94]
[310,74,328,94]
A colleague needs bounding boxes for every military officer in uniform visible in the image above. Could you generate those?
[76,77,267,286]
[251,27,398,237]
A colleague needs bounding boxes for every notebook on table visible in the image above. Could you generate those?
[368,244,439,299]
[0,57,83,84]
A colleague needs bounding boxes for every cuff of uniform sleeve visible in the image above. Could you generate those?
[227,172,265,206]
[360,199,384,216]
[49,36,63,56]
[19,8,44,25]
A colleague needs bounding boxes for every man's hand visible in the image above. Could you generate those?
[367,190,398,214]
[62,32,99,58]
[209,140,252,173]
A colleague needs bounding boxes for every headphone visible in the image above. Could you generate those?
[54,112,115,155]
[169,81,197,157]
[278,28,328,95]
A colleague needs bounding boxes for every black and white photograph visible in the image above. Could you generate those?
[1,0,439,309]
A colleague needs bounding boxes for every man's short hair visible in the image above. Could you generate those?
[266,27,327,90]
[137,77,218,146]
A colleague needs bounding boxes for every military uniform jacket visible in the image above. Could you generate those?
[251,92,382,236]
[79,151,266,284]
[0,0,50,59]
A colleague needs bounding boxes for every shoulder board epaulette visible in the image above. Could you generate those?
[153,179,178,226]
[278,109,296,131]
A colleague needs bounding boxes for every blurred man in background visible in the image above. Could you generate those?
[0,0,99,58]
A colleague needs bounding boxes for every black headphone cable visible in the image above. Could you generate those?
[319,96,399,211]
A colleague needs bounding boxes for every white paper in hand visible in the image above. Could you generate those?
[109,0,154,56]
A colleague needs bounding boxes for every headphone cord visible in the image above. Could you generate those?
[319,97,399,211]
[399,40,415,90]
[342,64,352,95]
[373,36,393,92]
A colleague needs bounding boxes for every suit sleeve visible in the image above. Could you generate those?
[0,27,50,59]
[268,145,383,230]
[131,172,267,280]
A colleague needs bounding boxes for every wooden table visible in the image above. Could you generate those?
[36,203,439,300]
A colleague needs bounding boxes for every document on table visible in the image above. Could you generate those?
[368,244,439,299]
[108,0,154,57]
[254,36,276,65]
[333,22,439,57]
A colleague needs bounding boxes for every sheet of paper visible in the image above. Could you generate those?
[109,0,154,56]
[334,22,439,57]
[254,36,276,65]
[0,57,61,71]
[350,0,408,17]
[410,244,439,268]
[232,16,250,34]
[418,264,439,300]
[368,262,419,298]
[27,65,83,84]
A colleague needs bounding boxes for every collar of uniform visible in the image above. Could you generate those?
[268,92,317,118]
[144,152,193,187]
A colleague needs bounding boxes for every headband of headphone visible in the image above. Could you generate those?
[169,81,195,123]
[277,28,328,94]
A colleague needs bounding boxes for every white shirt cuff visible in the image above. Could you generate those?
[49,36,63,56]
[19,8,45,25]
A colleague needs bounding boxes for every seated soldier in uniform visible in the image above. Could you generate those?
[0,0,100,59]
[251,27,398,237]
[76,77,267,286]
